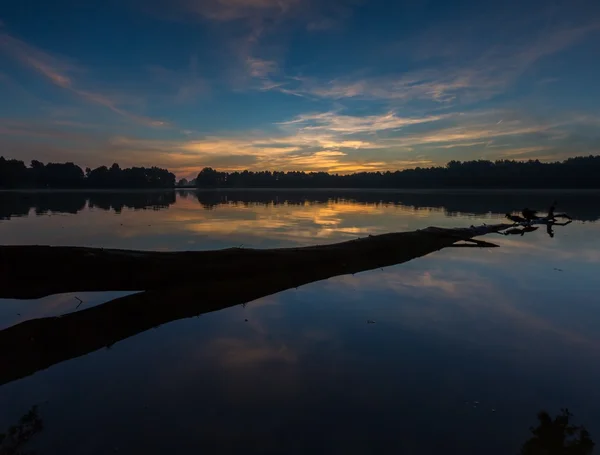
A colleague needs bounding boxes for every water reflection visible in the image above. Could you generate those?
[4,189,596,251]
[191,189,600,222]
[2,189,599,221]
[1,191,600,455]
[0,191,176,220]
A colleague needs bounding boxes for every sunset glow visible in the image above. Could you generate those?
[1,1,598,178]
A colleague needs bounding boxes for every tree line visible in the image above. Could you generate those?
[0,157,176,189]
[3,155,600,189]
[196,155,600,189]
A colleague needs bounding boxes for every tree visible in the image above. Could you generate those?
[42,162,85,188]
[196,167,224,187]
[0,157,29,189]
[0,406,43,455]
[521,409,594,455]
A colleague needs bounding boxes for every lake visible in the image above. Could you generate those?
[1,189,600,454]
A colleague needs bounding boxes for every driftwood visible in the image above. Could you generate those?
[0,223,512,386]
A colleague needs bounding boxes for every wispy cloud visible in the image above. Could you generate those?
[1,106,593,178]
[95,109,578,175]
[279,111,448,134]
[0,32,168,128]
[437,142,487,149]
[171,0,358,91]
[0,33,77,88]
[260,22,599,106]
[74,89,168,127]
[275,72,472,103]
[494,145,555,161]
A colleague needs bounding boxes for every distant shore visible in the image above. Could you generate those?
[2,187,600,194]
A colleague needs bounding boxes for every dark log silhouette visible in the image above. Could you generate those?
[0,225,507,300]
[0,224,510,386]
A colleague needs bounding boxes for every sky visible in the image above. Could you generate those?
[1,0,599,178]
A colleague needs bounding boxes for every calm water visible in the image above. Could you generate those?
[1,189,600,454]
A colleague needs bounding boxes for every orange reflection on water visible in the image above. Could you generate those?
[163,195,457,246]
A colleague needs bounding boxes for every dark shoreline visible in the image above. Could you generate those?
[2,187,600,193]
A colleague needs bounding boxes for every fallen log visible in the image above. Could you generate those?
[0,223,511,386]
[0,224,510,300]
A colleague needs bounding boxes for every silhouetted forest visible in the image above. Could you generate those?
[196,156,600,189]
[3,155,600,189]
[0,158,175,189]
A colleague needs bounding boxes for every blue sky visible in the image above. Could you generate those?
[1,0,599,178]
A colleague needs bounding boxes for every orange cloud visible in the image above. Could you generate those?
[0,33,76,88]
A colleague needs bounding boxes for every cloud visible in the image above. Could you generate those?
[395,122,554,148]
[437,142,487,149]
[261,22,599,106]
[184,0,299,22]
[0,33,77,88]
[261,68,503,106]
[246,56,278,78]
[91,109,462,173]
[4,103,591,178]
[0,32,168,128]
[279,111,448,134]
[169,0,358,91]
[74,89,168,127]
[48,120,430,176]
[497,146,553,159]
